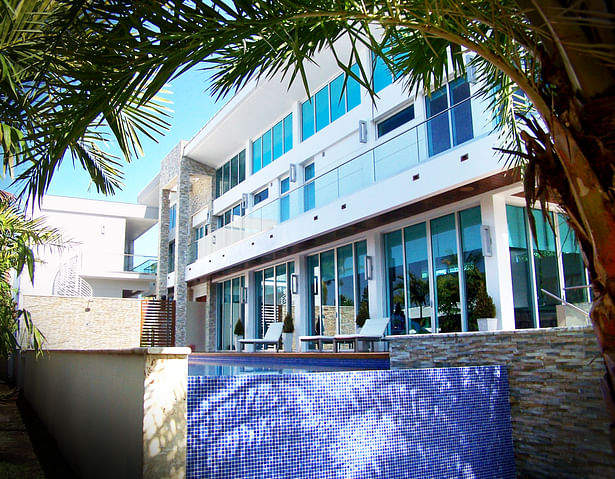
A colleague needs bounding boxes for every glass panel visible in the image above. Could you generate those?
[449,76,473,145]
[283,113,293,152]
[385,230,406,335]
[252,138,262,174]
[215,168,222,198]
[307,254,321,338]
[254,270,263,338]
[338,152,373,197]
[354,240,369,326]
[230,154,238,189]
[287,262,295,319]
[168,241,175,273]
[431,214,461,333]
[232,204,242,217]
[238,150,246,183]
[302,99,315,141]
[373,53,393,92]
[558,214,588,304]
[221,280,232,350]
[459,207,485,331]
[272,120,284,160]
[254,188,268,206]
[231,277,241,350]
[337,244,355,334]
[506,205,535,329]
[222,161,230,194]
[280,178,290,222]
[531,210,560,328]
[374,127,420,182]
[304,163,315,211]
[262,130,272,167]
[320,250,335,336]
[404,223,431,333]
[347,64,361,110]
[315,86,330,132]
[223,209,231,226]
[329,74,346,122]
[377,104,415,137]
[426,86,451,156]
[263,267,275,337]
[276,264,287,321]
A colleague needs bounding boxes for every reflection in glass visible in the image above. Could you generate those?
[329,74,346,122]
[347,64,361,110]
[272,120,284,160]
[431,214,461,333]
[276,264,287,321]
[307,254,320,338]
[283,114,293,152]
[315,86,330,132]
[262,130,272,167]
[449,77,473,146]
[354,241,369,329]
[320,250,335,336]
[426,86,451,156]
[531,210,560,327]
[302,99,314,140]
[459,207,484,331]
[507,205,535,329]
[337,244,355,334]
[385,230,406,335]
[254,270,263,338]
[252,137,262,174]
[263,267,275,334]
[558,214,588,304]
[404,222,431,333]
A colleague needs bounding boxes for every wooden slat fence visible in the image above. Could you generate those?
[140,300,176,347]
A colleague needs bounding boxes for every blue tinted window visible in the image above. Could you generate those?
[283,114,293,152]
[315,86,330,132]
[232,204,242,217]
[281,177,290,194]
[262,130,272,167]
[449,77,473,146]
[280,178,290,222]
[254,188,269,206]
[305,163,315,180]
[347,64,361,110]
[215,168,222,198]
[169,204,176,229]
[304,163,315,211]
[373,53,393,92]
[252,138,262,174]
[329,74,346,122]
[222,162,230,194]
[302,99,314,140]
[377,104,415,137]
[272,121,283,160]
[230,155,238,189]
[238,150,246,183]
[426,87,451,156]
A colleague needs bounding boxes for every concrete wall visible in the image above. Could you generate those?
[389,327,615,479]
[22,296,142,349]
[22,348,189,479]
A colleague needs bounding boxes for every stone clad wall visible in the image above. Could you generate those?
[389,327,615,479]
[22,295,141,349]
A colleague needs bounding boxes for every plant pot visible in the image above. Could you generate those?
[234,335,243,351]
[477,318,498,332]
[283,332,293,352]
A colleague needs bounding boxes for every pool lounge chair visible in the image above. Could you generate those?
[332,318,390,352]
[299,335,334,352]
[239,322,283,352]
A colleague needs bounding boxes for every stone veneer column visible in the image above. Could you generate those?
[205,281,217,351]
[156,189,170,298]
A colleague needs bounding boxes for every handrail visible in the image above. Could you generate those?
[540,288,590,321]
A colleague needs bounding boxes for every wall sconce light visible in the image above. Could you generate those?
[359,120,368,143]
[480,225,492,257]
[289,164,297,183]
[291,274,298,294]
[364,255,373,280]
[241,193,249,209]
[312,276,319,295]
[240,286,248,304]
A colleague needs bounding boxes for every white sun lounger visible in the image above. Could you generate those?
[239,322,283,352]
[332,318,390,352]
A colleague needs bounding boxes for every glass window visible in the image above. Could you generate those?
[283,114,293,152]
[385,230,406,335]
[262,129,272,167]
[337,244,355,334]
[168,241,175,273]
[169,204,176,230]
[253,188,269,206]
[230,154,238,189]
[272,120,284,160]
[404,222,431,333]
[252,137,262,174]
[307,254,320,337]
[329,74,346,122]
[276,264,287,320]
[254,270,264,337]
[377,104,415,137]
[449,76,473,146]
[320,250,335,336]
[373,52,393,92]
[531,209,560,328]
[347,64,361,111]
[302,99,315,141]
[223,209,231,225]
[431,214,461,333]
[304,163,315,212]
[238,150,246,183]
[280,177,290,222]
[507,205,535,329]
[263,267,275,332]
[222,161,230,194]
[558,214,588,304]
[426,86,451,156]
[315,86,330,132]
[459,207,484,331]
[232,204,242,218]
[215,168,222,198]
[354,240,369,324]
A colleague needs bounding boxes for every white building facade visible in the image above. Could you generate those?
[146,44,590,351]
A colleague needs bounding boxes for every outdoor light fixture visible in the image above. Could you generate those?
[241,193,249,209]
[312,276,319,295]
[364,255,373,280]
[240,286,248,304]
[359,120,368,143]
[480,225,492,257]
[289,164,297,182]
[291,274,298,294]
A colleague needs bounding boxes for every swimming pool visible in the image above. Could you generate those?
[188,352,391,376]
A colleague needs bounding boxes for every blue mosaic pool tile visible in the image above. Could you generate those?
[187,366,515,479]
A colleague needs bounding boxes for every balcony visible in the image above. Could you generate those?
[190,95,493,263]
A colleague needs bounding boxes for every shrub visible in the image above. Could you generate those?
[474,287,496,318]
[356,301,369,328]
[283,312,294,333]
[233,319,244,336]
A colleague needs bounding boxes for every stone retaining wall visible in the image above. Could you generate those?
[389,327,615,478]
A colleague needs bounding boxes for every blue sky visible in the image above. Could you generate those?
[1,67,227,255]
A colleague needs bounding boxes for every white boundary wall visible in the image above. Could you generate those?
[21,348,190,479]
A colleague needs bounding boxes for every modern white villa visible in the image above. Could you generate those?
[141,41,590,351]
[18,195,158,300]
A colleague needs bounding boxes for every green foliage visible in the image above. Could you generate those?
[355,300,369,328]
[233,318,244,336]
[0,194,62,357]
[474,286,497,319]
[282,312,294,333]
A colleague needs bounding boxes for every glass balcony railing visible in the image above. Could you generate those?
[189,95,493,263]
[124,254,158,274]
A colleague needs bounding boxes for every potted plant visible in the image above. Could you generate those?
[474,287,497,332]
[233,319,244,351]
[355,300,369,333]
[282,312,294,352]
